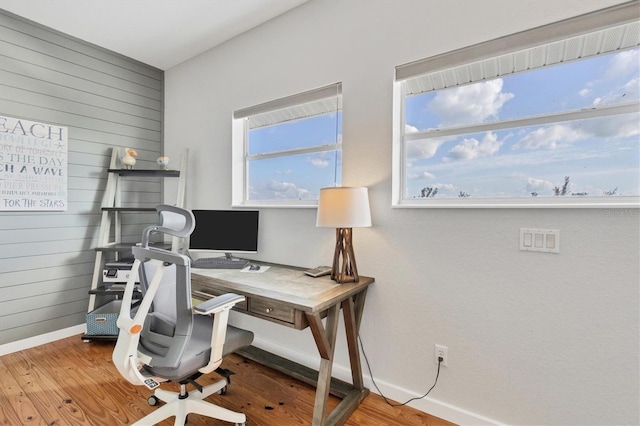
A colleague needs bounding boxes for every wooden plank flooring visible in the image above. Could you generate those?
[0,335,455,425]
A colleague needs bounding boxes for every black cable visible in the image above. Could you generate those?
[358,334,442,407]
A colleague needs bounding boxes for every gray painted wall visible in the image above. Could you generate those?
[0,10,164,344]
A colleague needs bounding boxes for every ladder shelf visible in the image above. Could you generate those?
[83,147,188,341]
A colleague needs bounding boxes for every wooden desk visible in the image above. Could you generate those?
[191,264,374,426]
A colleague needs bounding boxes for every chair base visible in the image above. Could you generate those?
[133,379,246,426]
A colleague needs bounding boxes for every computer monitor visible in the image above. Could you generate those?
[189,210,259,258]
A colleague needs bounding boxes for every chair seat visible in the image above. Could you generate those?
[144,315,254,382]
[223,325,255,357]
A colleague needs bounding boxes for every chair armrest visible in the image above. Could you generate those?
[194,293,245,315]
[195,292,247,375]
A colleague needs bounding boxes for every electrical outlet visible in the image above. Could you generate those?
[435,344,448,367]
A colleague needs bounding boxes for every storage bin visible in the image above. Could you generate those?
[86,300,132,336]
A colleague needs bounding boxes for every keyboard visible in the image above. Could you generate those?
[191,257,249,269]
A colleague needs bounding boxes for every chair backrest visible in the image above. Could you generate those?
[113,205,197,384]
[136,254,191,368]
[137,205,196,368]
[140,204,194,248]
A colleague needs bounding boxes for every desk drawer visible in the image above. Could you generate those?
[192,289,248,311]
[250,298,295,324]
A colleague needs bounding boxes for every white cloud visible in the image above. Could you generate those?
[526,177,554,194]
[405,124,419,134]
[513,124,583,150]
[408,171,436,180]
[311,158,329,167]
[579,112,640,139]
[579,87,592,97]
[625,77,640,91]
[406,137,450,161]
[264,180,311,199]
[433,183,457,194]
[624,77,640,99]
[429,79,514,127]
[309,152,337,168]
[446,131,502,161]
[582,49,640,106]
[592,76,639,106]
[514,113,640,151]
[606,49,640,80]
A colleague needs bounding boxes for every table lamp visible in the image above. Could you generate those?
[316,187,372,283]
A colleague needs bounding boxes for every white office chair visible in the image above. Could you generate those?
[112,204,253,426]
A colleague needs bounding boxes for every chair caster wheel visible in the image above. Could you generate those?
[236,422,246,426]
[218,386,227,395]
[147,395,159,406]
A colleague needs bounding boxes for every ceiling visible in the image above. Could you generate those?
[0,0,308,70]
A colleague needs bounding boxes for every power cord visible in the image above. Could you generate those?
[358,334,442,407]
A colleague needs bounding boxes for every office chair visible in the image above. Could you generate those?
[113,204,254,426]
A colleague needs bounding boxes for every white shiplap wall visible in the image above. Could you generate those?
[0,10,164,345]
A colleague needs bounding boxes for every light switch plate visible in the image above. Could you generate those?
[519,228,560,253]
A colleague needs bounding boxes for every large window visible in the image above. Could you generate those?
[232,83,342,207]
[393,4,639,207]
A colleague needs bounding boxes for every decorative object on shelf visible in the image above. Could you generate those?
[122,148,137,169]
[316,186,372,283]
[156,156,170,170]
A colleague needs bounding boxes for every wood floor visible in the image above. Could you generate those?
[0,335,455,425]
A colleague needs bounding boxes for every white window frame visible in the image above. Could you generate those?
[232,83,342,208]
[392,2,640,208]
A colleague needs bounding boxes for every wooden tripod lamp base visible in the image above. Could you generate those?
[332,227,359,283]
[316,187,371,285]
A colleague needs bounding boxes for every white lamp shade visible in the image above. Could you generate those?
[316,187,372,228]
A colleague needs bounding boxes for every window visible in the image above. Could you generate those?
[232,83,342,207]
[393,3,640,207]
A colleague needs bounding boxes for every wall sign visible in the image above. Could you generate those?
[0,115,68,211]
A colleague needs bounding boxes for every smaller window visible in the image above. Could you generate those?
[233,84,342,207]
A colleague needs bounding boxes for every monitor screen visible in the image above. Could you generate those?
[189,210,259,256]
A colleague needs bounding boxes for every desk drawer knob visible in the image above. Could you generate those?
[265,307,273,313]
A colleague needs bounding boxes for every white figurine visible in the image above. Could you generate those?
[156,156,170,170]
[122,148,137,169]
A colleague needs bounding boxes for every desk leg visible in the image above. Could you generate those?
[306,304,340,426]
[306,289,371,426]
[322,289,370,425]
[342,288,368,390]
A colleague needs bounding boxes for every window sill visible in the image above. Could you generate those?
[232,200,318,209]
[392,196,640,209]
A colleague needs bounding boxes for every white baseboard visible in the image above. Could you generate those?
[0,324,86,356]
[253,336,501,426]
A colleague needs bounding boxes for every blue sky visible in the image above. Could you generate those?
[247,113,341,200]
[404,48,640,198]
